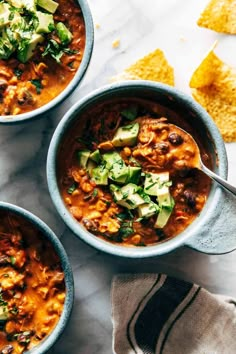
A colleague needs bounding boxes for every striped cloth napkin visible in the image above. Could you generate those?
[111,274,236,354]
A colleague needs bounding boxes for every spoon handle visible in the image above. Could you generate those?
[201,162,236,196]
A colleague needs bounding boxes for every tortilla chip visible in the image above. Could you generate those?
[111,49,174,86]
[190,45,236,142]
[197,0,236,34]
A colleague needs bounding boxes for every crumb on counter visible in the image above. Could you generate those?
[179,36,187,42]
[95,23,100,29]
[112,39,120,48]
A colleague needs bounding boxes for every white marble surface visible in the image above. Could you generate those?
[1,0,236,353]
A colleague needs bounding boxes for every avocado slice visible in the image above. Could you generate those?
[119,193,145,210]
[137,202,159,219]
[86,159,96,177]
[77,150,90,168]
[103,151,122,170]
[0,306,8,321]
[36,11,54,34]
[110,183,144,210]
[90,149,101,164]
[109,161,129,184]
[17,34,44,63]
[56,22,73,45]
[92,165,109,185]
[9,0,36,11]
[0,3,11,28]
[127,166,141,184]
[37,0,58,13]
[144,172,170,196]
[112,123,139,147]
[155,195,175,228]
[110,183,138,203]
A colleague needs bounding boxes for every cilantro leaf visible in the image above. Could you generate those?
[31,79,42,94]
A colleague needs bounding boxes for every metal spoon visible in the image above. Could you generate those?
[177,126,236,196]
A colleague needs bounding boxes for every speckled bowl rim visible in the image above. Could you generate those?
[0,0,94,124]
[47,81,228,258]
[0,201,74,353]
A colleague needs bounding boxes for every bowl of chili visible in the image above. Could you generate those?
[0,0,94,123]
[0,201,74,353]
[47,81,230,258]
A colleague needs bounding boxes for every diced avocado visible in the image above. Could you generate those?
[155,208,172,228]
[36,11,54,34]
[112,123,139,147]
[110,183,143,209]
[120,183,139,195]
[109,161,129,184]
[0,306,8,321]
[144,172,170,196]
[90,149,101,164]
[92,165,109,185]
[9,0,36,11]
[37,0,58,13]
[76,150,90,168]
[110,184,124,203]
[110,183,145,209]
[56,22,73,45]
[17,34,44,63]
[102,151,122,170]
[110,183,137,203]
[127,166,141,184]
[157,191,171,207]
[137,202,159,219]
[155,195,175,228]
[0,3,11,28]
[86,159,96,177]
[22,0,36,11]
[120,193,145,210]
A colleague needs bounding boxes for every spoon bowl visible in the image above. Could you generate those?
[176,125,236,196]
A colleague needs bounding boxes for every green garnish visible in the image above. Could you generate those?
[14,68,23,79]
[67,182,77,194]
[121,106,138,121]
[31,79,42,94]
[42,39,78,63]
[10,256,16,265]
[92,189,98,197]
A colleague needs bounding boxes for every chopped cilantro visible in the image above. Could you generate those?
[67,182,78,194]
[31,79,42,94]
[42,39,78,64]
[92,189,98,197]
[14,68,23,79]
[10,256,16,265]
[121,106,138,121]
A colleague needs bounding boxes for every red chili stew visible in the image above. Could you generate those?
[58,99,212,246]
[0,0,85,116]
[0,211,65,354]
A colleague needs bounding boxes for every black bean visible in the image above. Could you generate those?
[82,218,98,232]
[154,142,169,154]
[168,132,183,145]
[183,190,196,208]
[1,345,14,354]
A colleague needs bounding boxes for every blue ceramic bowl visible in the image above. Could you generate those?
[0,0,94,124]
[47,81,229,258]
[0,201,74,353]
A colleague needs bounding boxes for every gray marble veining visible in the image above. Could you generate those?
[0,0,236,353]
